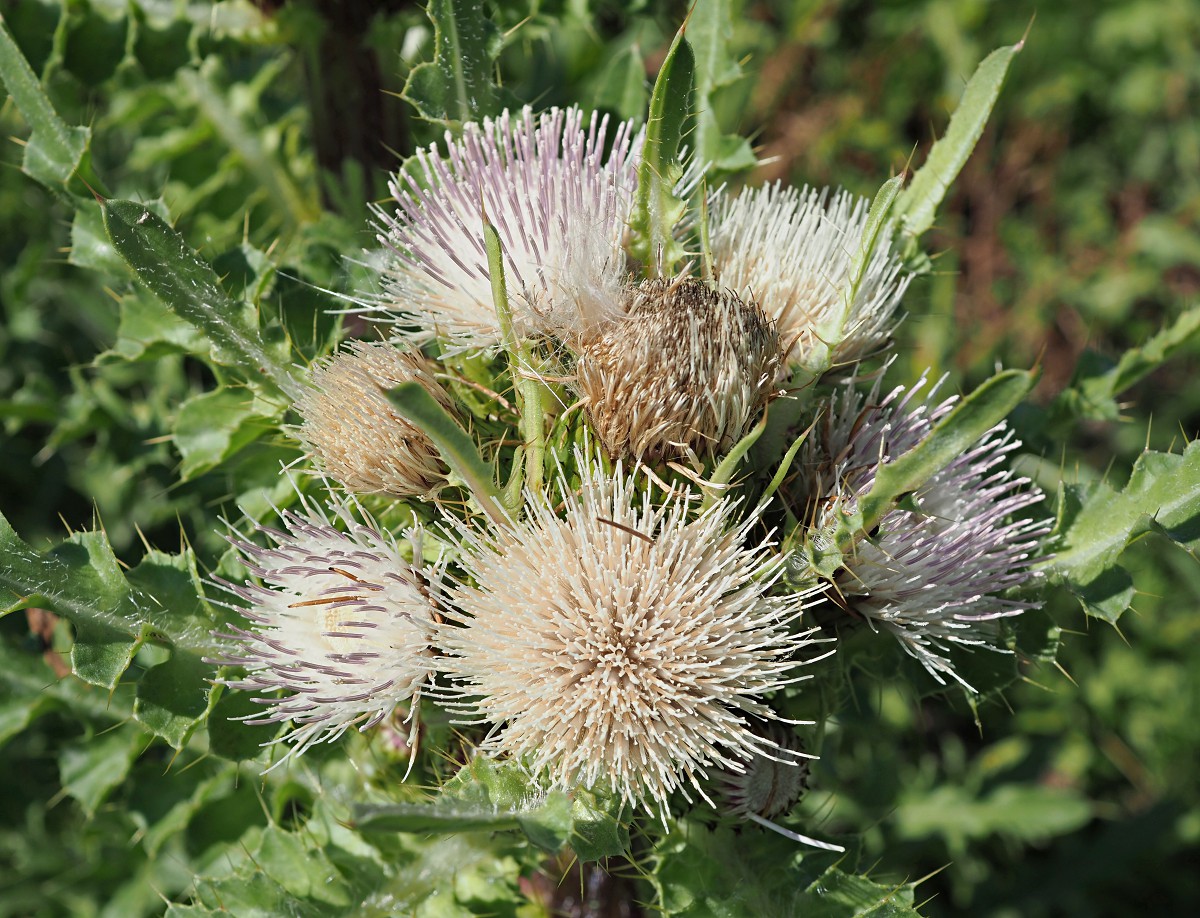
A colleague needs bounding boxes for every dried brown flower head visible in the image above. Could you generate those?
[575,277,783,463]
[294,340,451,497]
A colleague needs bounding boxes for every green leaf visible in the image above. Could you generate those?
[857,369,1035,536]
[58,726,142,817]
[253,825,351,906]
[71,619,141,691]
[402,0,506,125]
[0,636,132,744]
[847,175,905,311]
[591,38,649,121]
[0,512,214,692]
[354,757,628,860]
[173,387,282,480]
[102,199,295,397]
[206,686,278,762]
[628,22,694,274]
[688,0,756,174]
[1055,306,1200,423]
[652,821,917,917]
[895,41,1022,242]
[124,548,222,655]
[140,767,239,858]
[567,786,631,862]
[102,288,210,364]
[799,174,906,378]
[353,757,528,836]
[1044,440,1200,621]
[895,782,1091,854]
[70,202,127,275]
[386,382,506,525]
[134,652,211,749]
[0,17,104,199]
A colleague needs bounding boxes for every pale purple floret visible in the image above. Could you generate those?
[373,106,642,351]
[799,376,1050,688]
[209,499,439,762]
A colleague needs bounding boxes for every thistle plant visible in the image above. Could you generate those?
[3,3,1197,915]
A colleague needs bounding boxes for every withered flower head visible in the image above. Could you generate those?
[294,340,451,498]
[575,276,784,463]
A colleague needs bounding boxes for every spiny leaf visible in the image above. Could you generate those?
[0,17,105,200]
[895,40,1022,243]
[629,22,694,274]
[687,0,756,174]
[652,820,916,917]
[102,199,295,398]
[402,0,507,125]
[1053,306,1200,423]
[58,726,143,818]
[1044,439,1200,621]
[857,369,1035,535]
[173,387,284,480]
[354,757,628,860]
[0,512,215,695]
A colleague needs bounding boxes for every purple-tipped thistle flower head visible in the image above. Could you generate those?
[211,495,441,761]
[374,106,641,352]
[794,376,1049,688]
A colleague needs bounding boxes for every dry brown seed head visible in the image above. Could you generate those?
[575,277,783,463]
[294,340,451,497]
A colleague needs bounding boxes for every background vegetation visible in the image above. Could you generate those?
[1,0,1197,914]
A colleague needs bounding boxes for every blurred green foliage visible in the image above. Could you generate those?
[1,0,1198,915]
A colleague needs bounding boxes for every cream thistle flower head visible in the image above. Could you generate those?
[575,276,784,463]
[293,340,451,498]
[375,106,641,351]
[437,457,826,818]
[210,495,440,759]
[708,184,910,371]
[797,378,1048,688]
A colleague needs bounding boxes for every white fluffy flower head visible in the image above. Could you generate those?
[211,495,440,760]
[709,184,910,370]
[375,106,641,351]
[439,457,825,817]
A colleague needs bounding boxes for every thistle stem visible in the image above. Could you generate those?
[484,215,546,503]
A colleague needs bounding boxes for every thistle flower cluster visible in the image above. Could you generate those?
[213,105,1047,841]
